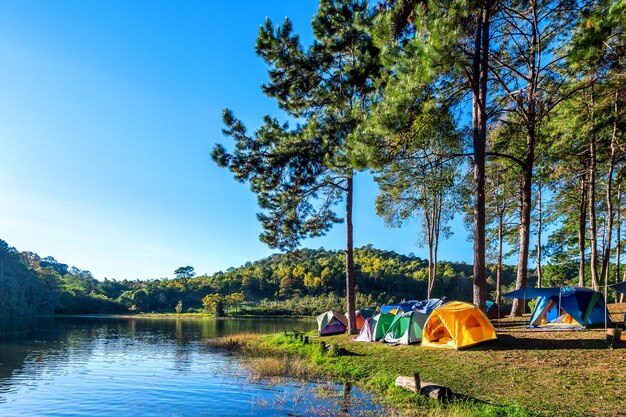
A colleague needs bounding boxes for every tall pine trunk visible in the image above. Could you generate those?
[427,193,442,299]
[616,182,622,303]
[510,0,537,317]
[345,174,356,334]
[511,139,535,316]
[601,132,616,289]
[433,193,442,299]
[472,5,489,311]
[427,217,434,299]
[588,89,600,290]
[579,172,588,287]
[536,182,543,287]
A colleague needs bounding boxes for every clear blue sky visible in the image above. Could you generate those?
[0,0,474,280]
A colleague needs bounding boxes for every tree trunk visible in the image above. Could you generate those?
[601,132,616,290]
[433,194,441,299]
[472,6,489,312]
[589,111,599,290]
[579,173,588,287]
[616,181,621,303]
[345,174,356,334]
[536,182,543,288]
[426,205,435,299]
[510,0,538,317]
[511,160,534,316]
[427,229,434,299]
[496,216,503,306]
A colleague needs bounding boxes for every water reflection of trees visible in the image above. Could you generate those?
[0,316,312,398]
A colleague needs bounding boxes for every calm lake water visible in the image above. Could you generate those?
[0,316,383,417]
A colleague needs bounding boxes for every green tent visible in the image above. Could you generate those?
[353,313,394,342]
[316,310,348,336]
[383,310,430,345]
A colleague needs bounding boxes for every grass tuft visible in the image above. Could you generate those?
[246,356,316,380]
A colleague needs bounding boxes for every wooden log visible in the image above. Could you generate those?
[395,375,452,401]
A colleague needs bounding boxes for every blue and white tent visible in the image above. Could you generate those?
[504,286,610,328]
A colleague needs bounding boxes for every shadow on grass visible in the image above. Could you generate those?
[337,348,366,357]
[471,333,618,351]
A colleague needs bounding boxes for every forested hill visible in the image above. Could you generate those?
[0,239,522,317]
[207,245,520,303]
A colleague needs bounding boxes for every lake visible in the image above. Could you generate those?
[0,316,384,416]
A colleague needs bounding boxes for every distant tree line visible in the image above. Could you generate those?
[0,238,527,318]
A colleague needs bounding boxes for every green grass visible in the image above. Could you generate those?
[208,304,626,417]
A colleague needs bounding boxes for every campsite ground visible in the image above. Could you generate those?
[209,303,626,417]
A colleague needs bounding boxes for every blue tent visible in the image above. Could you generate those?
[504,287,610,328]
[380,304,401,314]
[610,281,626,294]
[412,298,445,313]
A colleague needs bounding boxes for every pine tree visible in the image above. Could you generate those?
[372,0,496,310]
[213,0,381,333]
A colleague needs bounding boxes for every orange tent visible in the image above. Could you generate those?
[421,301,497,350]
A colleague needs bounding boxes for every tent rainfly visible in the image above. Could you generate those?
[421,301,497,350]
[353,313,394,342]
[383,310,430,345]
[349,308,376,331]
[383,299,444,345]
[316,310,348,336]
[503,286,610,329]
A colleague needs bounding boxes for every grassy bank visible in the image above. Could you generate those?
[208,304,626,417]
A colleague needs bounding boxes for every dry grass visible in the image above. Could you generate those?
[207,332,265,354]
[209,332,323,381]
[245,356,317,380]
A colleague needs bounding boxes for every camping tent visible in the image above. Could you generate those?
[350,308,376,330]
[421,301,497,350]
[383,299,444,345]
[354,313,395,342]
[486,301,501,319]
[503,286,610,329]
[316,310,348,336]
[383,310,430,344]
